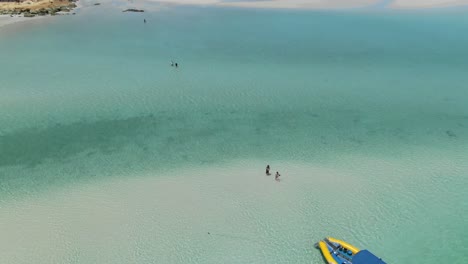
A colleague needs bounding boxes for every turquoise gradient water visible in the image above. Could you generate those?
[0,5,467,263]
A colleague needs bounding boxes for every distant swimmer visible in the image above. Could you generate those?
[144,19,146,23]
[266,165,270,175]
[275,171,281,182]
[175,62,179,68]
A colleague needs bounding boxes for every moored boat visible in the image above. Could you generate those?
[314,237,386,264]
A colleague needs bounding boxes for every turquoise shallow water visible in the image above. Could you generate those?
[0,5,467,263]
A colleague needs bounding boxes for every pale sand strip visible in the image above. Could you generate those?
[3,0,468,31]
[0,15,43,29]
[147,0,380,9]
[0,161,352,263]
[220,0,379,9]
[0,0,84,31]
[120,0,468,9]
[0,0,377,29]
[391,0,468,8]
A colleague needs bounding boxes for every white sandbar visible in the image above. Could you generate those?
[147,0,380,9]
[391,0,468,8]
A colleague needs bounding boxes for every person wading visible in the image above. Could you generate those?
[275,171,281,182]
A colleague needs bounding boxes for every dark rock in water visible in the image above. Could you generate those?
[123,8,144,12]
[446,130,457,138]
[94,3,100,5]
[37,8,47,16]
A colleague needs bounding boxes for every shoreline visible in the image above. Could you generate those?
[132,0,468,10]
[2,0,468,29]
[0,0,79,30]
[0,0,78,16]
[0,14,41,28]
[0,0,86,29]
[0,159,366,263]
[146,0,380,9]
[391,0,468,9]
[1,153,464,263]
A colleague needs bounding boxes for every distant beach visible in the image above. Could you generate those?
[3,0,468,29]
[3,0,468,30]
[0,14,37,28]
[391,0,468,8]
[127,0,468,9]
[147,0,380,9]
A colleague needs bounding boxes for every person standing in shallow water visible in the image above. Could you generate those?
[275,171,281,182]
[144,19,146,23]
[266,165,270,175]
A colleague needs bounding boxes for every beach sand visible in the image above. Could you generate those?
[391,0,468,8]
[1,151,465,263]
[0,0,73,11]
[0,161,345,263]
[0,0,78,29]
[145,0,379,9]
[0,158,386,263]
[122,0,468,9]
[0,14,42,28]
[2,0,468,29]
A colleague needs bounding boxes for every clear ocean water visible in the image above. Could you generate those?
[0,4,467,263]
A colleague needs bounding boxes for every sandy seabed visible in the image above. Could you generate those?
[0,159,380,263]
[1,150,463,263]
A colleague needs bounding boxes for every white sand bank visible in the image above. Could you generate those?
[0,15,42,29]
[0,161,364,263]
[148,0,380,9]
[136,0,468,9]
[391,0,468,9]
[0,151,462,263]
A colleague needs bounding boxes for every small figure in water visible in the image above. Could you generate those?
[175,62,178,68]
[144,19,146,23]
[275,171,281,182]
[265,165,270,175]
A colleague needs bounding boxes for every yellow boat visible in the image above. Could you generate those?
[314,237,386,264]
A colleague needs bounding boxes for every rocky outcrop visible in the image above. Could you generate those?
[122,8,144,12]
[0,0,78,17]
